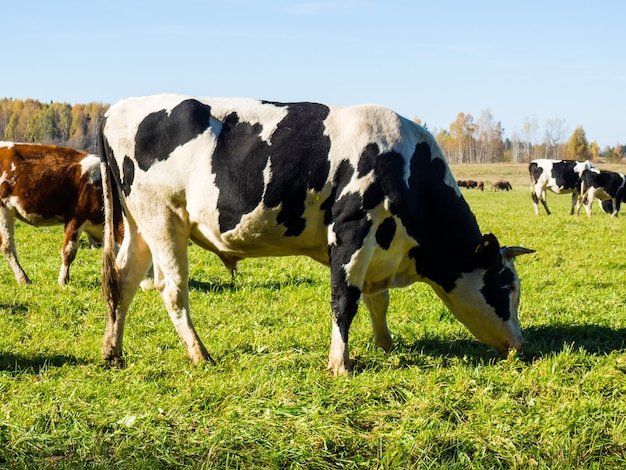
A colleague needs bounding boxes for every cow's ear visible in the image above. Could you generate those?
[475,233,501,268]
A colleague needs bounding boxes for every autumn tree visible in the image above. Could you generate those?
[0,98,108,151]
[602,144,623,163]
[448,112,476,163]
[475,109,504,163]
[544,118,567,159]
[566,126,589,160]
[589,140,600,161]
[436,129,454,161]
[520,117,539,162]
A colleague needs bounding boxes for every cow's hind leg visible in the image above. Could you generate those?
[0,208,30,284]
[539,190,552,215]
[531,186,551,215]
[576,191,588,216]
[583,191,594,217]
[362,290,393,352]
[569,192,579,215]
[149,231,212,364]
[102,228,153,366]
[58,219,86,285]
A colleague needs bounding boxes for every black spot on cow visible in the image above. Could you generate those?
[212,112,269,232]
[375,217,396,250]
[329,190,372,285]
[121,156,135,197]
[212,102,331,235]
[321,185,338,227]
[550,161,580,190]
[357,145,387,210]
[404,143,482,291]
[357,143,381,177]
[481,267,515,321]
[263,103,331,236]
[528,162,544,185]
[134,99,212,171]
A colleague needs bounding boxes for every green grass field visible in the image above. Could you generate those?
[0,163,625,468]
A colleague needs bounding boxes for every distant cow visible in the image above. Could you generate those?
[100,94,533,375]
[0,142,119,285]
[576,168,626,217]
[457,179,479,189]
[529,159,595,215]
[492,180,513,191]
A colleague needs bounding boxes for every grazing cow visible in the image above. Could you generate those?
[492,180,513,191]
[457,179,479,189]
[576,168,626,217]
[0,142,119,285]
[529,159,596,215]
[100,94,534,375]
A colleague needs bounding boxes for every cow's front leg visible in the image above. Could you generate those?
[58,219,85,285]
[362,290,393,352]
[0,208,30,284]
[327,256,362,375]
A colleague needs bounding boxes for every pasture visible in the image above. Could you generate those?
[0,163,625,468]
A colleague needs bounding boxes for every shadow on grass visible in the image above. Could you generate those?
[188,278,237,293]
[380,324,626,370]
[188,274,318,293]
[0,352,89,374]
[520,324,626,360]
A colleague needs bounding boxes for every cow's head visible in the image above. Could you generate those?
[430,234,534,356]
[574,160,595,176]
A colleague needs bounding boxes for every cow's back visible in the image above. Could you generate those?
[102,96,461,264]
[0,143,102,225]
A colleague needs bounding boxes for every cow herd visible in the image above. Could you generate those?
[4,95,581,375]
[457,179,513,191]
[529,158,625,217]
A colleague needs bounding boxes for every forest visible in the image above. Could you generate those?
[0,98,108,153]
[0,98,623,164]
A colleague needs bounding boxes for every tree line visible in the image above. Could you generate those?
[423,110,623,164]
[0,98,623,163]
[0,98,108,152]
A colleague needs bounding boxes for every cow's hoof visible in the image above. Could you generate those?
[327,358,351,376]
[103,355,125,368]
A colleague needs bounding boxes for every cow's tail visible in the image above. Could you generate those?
[99,119,121,315]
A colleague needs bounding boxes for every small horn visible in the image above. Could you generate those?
[501,246,535,260]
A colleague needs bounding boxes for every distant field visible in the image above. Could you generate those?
[0,164,625,468]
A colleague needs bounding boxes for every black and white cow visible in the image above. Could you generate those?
[576,168,626,217]
[529,159,596,215]
[100,94,534,375]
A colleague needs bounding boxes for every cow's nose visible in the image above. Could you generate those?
[513,335,525,351]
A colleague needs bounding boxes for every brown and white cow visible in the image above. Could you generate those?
[492,180,513,191]
[0,142,118,285]
[100,94,534,375]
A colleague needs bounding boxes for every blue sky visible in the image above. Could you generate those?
[2,1,625,147]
